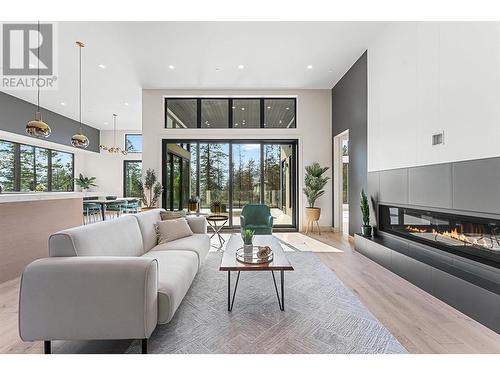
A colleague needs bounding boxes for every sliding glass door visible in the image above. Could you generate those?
[163,140,297,229]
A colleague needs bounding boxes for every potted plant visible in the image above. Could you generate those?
[360,189,372,237]
[188,196,199,213]
[74,174,97,192]
[210,199,222,214]
[303,162,330,225]
[139,169,162,210]
[241,228,255,259]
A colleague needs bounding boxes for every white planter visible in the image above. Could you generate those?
[244,244,253,259]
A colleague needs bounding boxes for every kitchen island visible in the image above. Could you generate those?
[0,192,84,283]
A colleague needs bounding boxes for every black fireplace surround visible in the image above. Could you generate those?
[379,204,500,268]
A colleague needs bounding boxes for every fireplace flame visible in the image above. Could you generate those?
[406,226,427,233]
[432,228,489,248]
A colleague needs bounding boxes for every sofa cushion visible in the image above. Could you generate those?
[141,250,198,324]
[151,233,210,268]
[132,209,165,253]
[49,216,144,257]
[157,218,193,245]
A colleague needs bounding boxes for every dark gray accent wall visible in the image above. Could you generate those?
[331,51,367,235]
[368,156,500,222]
[365,157,500,333]
[0,91,100,152]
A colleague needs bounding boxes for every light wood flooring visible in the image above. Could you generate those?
[1,231,499,354]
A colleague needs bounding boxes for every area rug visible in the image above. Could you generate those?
[123,249,407,354]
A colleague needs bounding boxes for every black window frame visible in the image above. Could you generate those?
[162,138,299,231]
[123,160,142,198]
[124,133,143,153]
[0,138,74,192]
[164,97,297,129]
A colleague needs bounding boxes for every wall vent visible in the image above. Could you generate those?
[432,131,444,146]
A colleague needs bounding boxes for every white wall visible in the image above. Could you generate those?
[82,130,141,197]
[142,89,332,229]
[368,22,500,172]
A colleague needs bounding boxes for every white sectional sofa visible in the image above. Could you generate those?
[18,209,209,354]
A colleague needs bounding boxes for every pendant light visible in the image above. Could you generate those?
[71,41,90,149]
[26,21,51,138]
[100,114,128,155]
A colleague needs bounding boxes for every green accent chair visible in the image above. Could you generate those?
[240,204,273,235]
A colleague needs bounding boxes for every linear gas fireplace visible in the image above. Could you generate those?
[379,204,500,267]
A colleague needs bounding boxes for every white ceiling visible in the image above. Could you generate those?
[1,22,387,131]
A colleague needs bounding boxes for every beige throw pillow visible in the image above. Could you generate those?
[157,218,193,244]
[160,210,186,221]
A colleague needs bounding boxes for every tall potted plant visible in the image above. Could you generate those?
[303,162,330,224]
[74,174,97,192]
[139,169,162,210]
[360,189,372,236]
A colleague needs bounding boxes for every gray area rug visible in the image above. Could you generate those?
[52,248,406,354]
[126,249,407,354]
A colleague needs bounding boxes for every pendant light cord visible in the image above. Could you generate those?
[113,114,117,148]
[79,42,82,134]
[37,21,40,112]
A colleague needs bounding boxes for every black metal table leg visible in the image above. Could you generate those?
[281,270,285,311]
[227,270,240,311]
[227,271,230,311]
[271,271,285,311]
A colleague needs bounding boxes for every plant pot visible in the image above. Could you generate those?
[305,207,321,221]
[361,225,372,237]
[141,207,156,212]
[243,244,253,259]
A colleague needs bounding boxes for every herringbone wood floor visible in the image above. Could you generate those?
[1,231,500,353]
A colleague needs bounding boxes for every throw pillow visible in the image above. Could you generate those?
[157,218,193,244]
[160,210,186,221]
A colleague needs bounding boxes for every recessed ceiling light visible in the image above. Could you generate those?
[98,64,106,69]
[60,102,66,106]
[124,102,129,106]
[235,123,239,126]
[286,107,290,110]
[328,68,333,73]
[215,67,221,71]
[307,65,313,70]
[241,107,245,111]
[104,122,108,125]
[232,106,235,109]
[168,65,175,70]
[237,64,245,70]
[267,106,271,109]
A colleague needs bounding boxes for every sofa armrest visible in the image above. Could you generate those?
[267,215,273,227]
[19,257,158,342]
[186,216,207,234]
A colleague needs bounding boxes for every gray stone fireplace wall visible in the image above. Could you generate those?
[358,156,500,333]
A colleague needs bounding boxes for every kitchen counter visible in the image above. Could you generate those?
[0,192,86,203]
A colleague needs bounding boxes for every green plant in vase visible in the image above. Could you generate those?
[360,189,372,237]
[241,228,255,259]
[210,199,222,214]
[74,174,97,192]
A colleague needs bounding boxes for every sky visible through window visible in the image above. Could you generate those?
[126,134,142,152]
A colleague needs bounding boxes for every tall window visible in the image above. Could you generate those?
[0,139,74,192]
[165,97,296,129]
[124,160,142,198]
[51,151,74,191]
[163,140,297,228]
[125,134,142,153]
[0,140,16,192]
